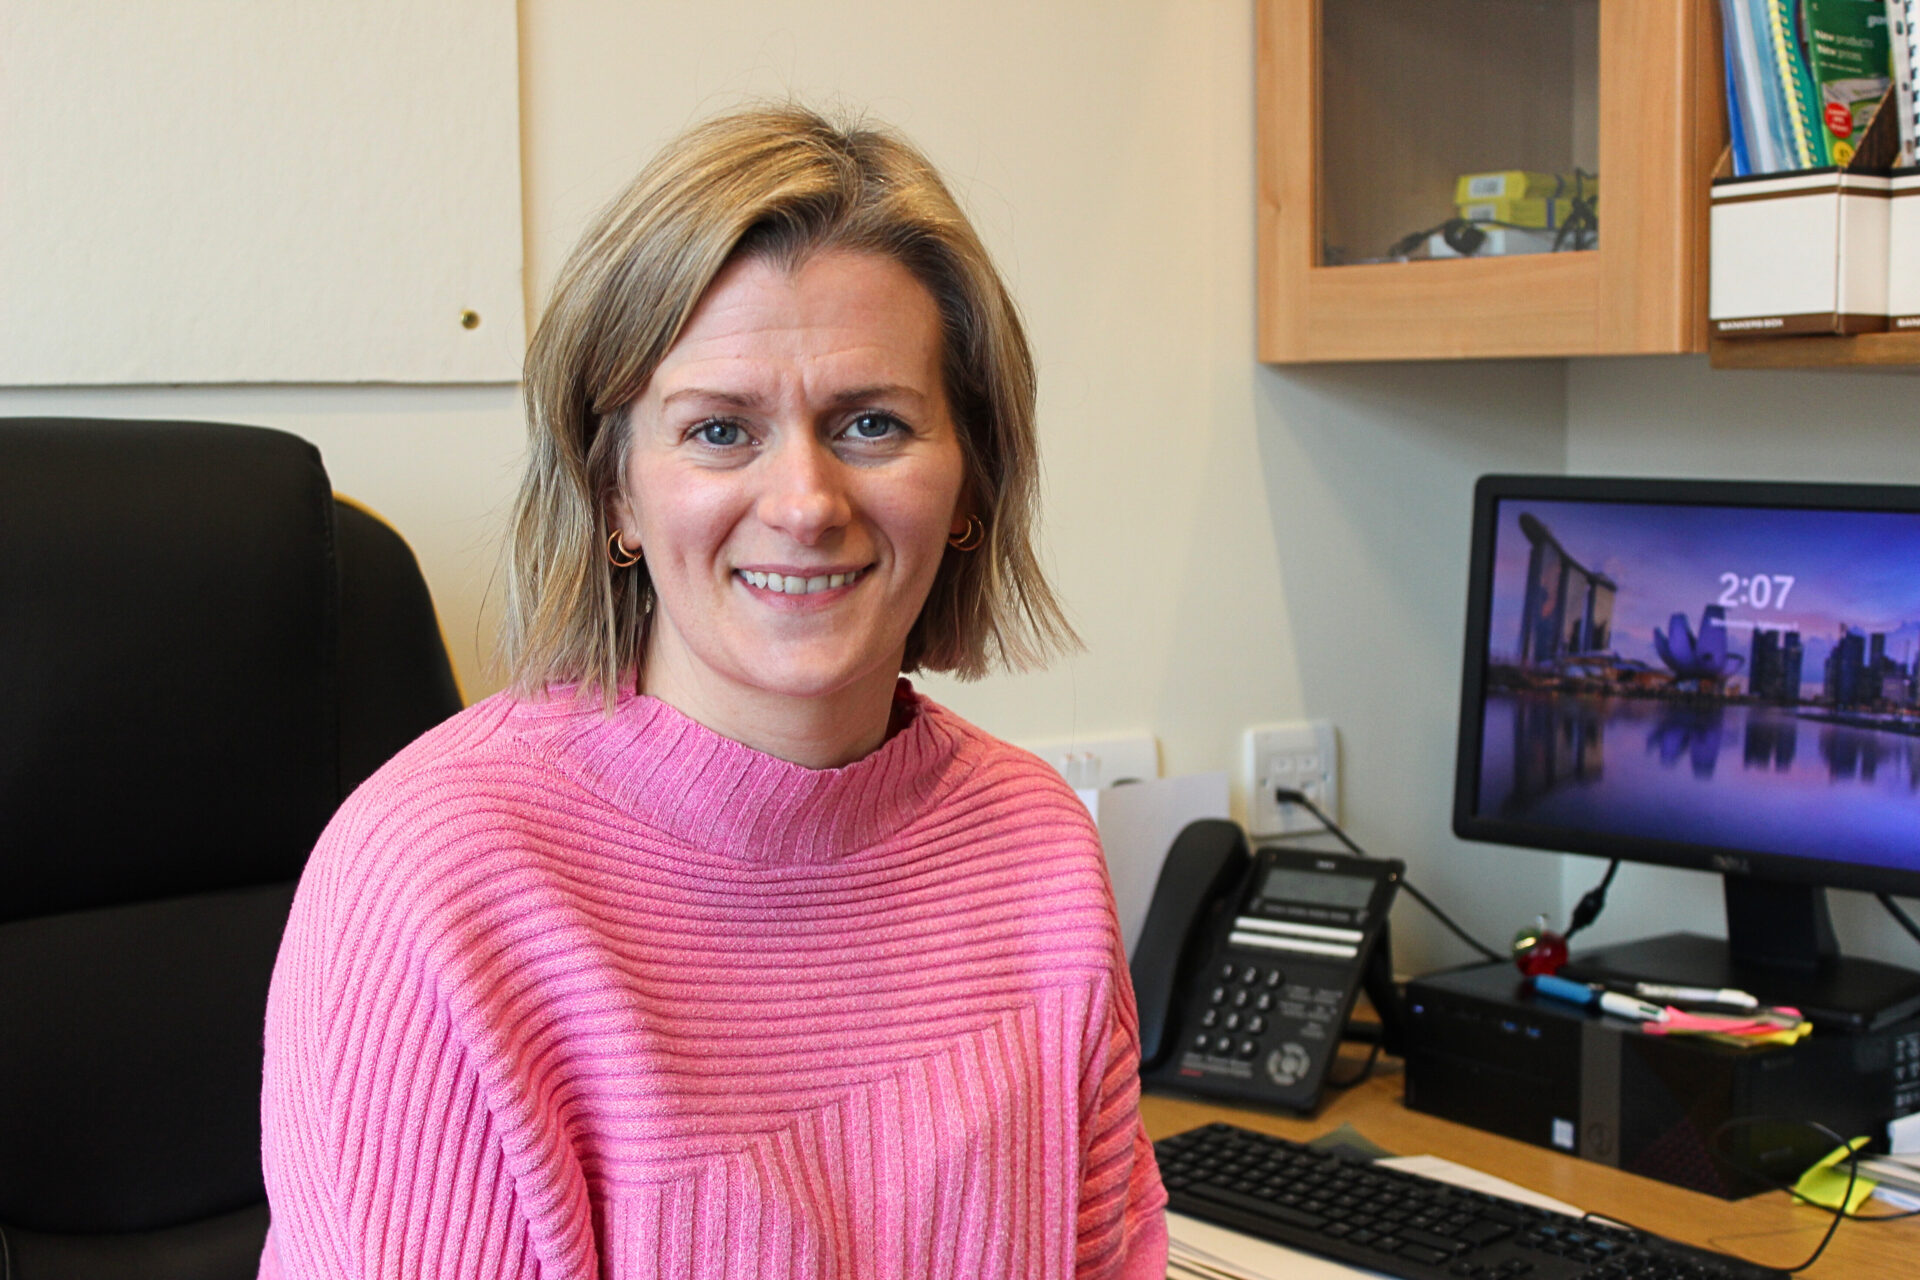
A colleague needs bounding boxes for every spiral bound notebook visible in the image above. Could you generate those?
[1719,0,1839,174]
[1893,0,1919,167]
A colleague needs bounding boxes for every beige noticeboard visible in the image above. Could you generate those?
[0,1,524,385]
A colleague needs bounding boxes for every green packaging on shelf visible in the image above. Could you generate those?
[1804,0,1893,166]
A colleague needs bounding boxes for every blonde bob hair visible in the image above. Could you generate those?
[503,104,1078,703]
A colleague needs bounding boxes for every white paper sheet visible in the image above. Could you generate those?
[1890,1109,1920,1155]
[1166,1212,1393,1280]
[1376,1155,1582,1216]
[1077,772,1231,958]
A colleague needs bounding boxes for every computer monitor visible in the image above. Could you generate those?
[1453,474,1920,1029]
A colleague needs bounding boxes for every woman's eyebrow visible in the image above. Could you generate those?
[821,383,926,408]
[658,383,930,411]
[659,387,763,411]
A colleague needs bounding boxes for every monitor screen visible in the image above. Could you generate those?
[1455,475,1920,900]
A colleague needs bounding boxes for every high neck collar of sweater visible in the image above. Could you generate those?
[513,679,974,865]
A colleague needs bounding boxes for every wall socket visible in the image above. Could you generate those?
[1021,732,1160,790]
[1244,720,1338,838]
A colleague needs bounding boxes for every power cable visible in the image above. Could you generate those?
[1272,787,1503,963]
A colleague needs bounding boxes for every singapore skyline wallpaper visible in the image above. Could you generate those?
[1475,498,1920,872]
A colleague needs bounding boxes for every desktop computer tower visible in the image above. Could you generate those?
[1403,962,1920,1198]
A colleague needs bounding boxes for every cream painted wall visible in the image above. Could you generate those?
[1250,361,1567,975]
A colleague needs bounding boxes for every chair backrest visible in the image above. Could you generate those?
[0,418,463,1280]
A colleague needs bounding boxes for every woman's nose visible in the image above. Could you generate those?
[757,436,852,543]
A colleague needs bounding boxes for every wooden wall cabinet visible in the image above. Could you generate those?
[1259,0,1726,362]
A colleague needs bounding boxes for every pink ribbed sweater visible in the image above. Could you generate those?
[259,682,1167,1279]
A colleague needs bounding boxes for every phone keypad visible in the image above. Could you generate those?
[1184,964,1289,1066]
[1208,965,1285,997]
[1179,956,1352,1092]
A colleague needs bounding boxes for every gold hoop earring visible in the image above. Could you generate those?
[947,514,985,552]
[608,531,643,568]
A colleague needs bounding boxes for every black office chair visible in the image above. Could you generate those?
[0,419,464,1280]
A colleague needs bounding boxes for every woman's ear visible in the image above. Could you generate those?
[606,473,639,544]
[603,403,642,542]
[947,476,976,538]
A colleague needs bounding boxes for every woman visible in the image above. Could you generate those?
[260,105,1167,1279]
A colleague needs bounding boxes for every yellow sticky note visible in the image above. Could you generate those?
[1793,1138,1876,1214]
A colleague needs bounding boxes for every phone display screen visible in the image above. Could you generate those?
[1258,867,1375,909]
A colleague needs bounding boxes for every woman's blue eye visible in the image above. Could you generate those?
[696,420,744,446]
[847,413,903,440]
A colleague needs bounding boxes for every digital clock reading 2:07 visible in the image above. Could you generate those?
[1717,573,1795,609]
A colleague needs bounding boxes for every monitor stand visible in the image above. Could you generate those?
[1562,876,1920,1032]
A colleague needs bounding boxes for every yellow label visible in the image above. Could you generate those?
[1454,170,1599,204]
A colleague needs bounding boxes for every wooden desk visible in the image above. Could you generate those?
[1141,1060,1917,1277]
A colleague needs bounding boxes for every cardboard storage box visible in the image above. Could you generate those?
[1709,90,1898,338]
[1710,169,1892,336]
[1891,167,1920,331]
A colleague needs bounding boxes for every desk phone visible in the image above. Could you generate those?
[1134,820,1402,1112]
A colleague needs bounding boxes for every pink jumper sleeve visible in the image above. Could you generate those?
[1074,940,1170,1279]
[259,788,573,1280]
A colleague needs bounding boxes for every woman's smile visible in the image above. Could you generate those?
[734,564,869,596]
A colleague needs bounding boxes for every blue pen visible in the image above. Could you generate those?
[1533,974,1668,1023]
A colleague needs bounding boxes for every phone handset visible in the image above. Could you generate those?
[1131,819,1250,1070]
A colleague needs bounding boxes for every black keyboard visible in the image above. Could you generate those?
[1155,1123,1786,1279]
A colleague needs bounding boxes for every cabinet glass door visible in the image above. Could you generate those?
[1259,0,1716,361]
[1319,0,1601,268]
